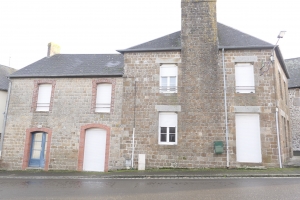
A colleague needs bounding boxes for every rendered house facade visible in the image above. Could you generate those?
[0,0,291,171]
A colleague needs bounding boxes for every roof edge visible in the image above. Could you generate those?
[275,46,290,79]
[218,45,275,50]
[288,86,300,89]
[9,74,123,79]
[118,46,276,53]
[117,47,181,53]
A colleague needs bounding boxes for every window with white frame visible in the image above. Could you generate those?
[284,81,288,104]
[159,112,177,145]
[235,63,255,93]
[36,84,52,111]
[160,64,177,93]
[95,83,112,113]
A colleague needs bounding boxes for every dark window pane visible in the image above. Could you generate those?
[161,127,167,133]
[169,127,176,133]
[169,134,176,142]
[161,134,167,142]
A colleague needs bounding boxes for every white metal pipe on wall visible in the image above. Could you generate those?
[222,48,230,168]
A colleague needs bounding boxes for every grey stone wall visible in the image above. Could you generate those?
[120,0,227,169]
[289,88,300,151]
[222,50,291,167]
[1,77,124,170]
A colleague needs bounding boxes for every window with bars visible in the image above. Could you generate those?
[235,63,255,93]
[279,72,283,99]
[160,64,177,93]
[36,84,52,111]
[95,84,112,113]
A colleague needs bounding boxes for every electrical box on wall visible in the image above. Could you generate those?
[214,141,224,154]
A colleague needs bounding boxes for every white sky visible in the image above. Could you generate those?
[0,0,299,69]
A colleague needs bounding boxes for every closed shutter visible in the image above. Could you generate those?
[160,64,177,93]
[236,114,262,163]
[96,84,112,113]
[235,64,255,93]
[36,84,52,111]
[83,128,106,172]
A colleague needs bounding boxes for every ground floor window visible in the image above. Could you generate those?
[159,112,177,145]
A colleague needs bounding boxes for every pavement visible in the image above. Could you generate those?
[1,157,300,179]
[1,168,300,179]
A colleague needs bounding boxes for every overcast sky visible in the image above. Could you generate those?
[0,0,299,69]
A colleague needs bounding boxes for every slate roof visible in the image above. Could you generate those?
[0,65,16,91]
[10,54,124,78]
[285,57,300,88]
[117,23,273,52]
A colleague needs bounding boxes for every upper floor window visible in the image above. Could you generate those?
[159,112,177,145]
[279,72,283,99]
[235,63,255,93]
[95,83,112,113]
[160,64,177,93]
[284,81,288,104]
[36,84,52,111]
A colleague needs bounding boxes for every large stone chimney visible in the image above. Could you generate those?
[47,42,60,57]
[180,0,224,162]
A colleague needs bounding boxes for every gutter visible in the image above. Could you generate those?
[9,74,124,79]
[117,47,181,54]
[0,79,12,158]
[218,45,275,50]
[117,45,275,53]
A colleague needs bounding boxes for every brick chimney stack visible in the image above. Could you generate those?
[47,42,60,57]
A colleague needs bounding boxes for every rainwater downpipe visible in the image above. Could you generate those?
[272,50,282,168]
[275,107,282,168]
[131,80,137,168]
[222,48,230,168]
[0,79,12,158]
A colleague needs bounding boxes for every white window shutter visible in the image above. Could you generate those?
[36,84,52,111]
[160,64,177,77]
[160,64,178,93]
[96,84,112,113]
[235,64,255,93]
[159,113,177,127]
[236,114,262,163]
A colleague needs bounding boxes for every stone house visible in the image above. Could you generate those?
[0,0,291,171]
[285,57,300,156]
[0,64,16,146]
[0,43,125,171]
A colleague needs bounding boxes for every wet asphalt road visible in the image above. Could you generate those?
[0,177,300,200]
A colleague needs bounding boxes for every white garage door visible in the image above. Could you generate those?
[83,128,107,172]
[236,114,262,163]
